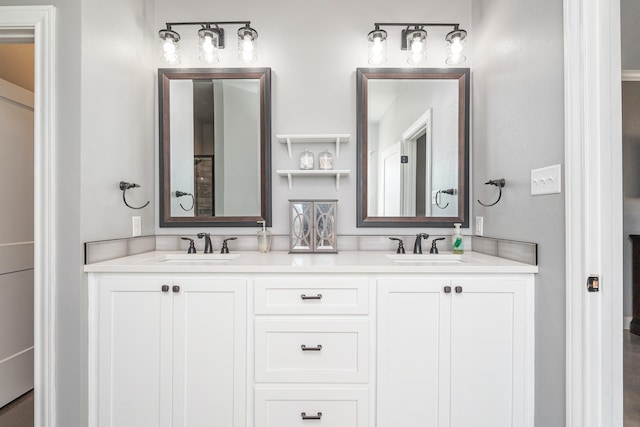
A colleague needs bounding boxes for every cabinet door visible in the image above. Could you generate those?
[377,279,451,427]
[449,278,529,427]
[98,277,173,427]
[172,278,247,427]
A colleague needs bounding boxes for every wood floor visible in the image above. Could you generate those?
[626,330,640,426]
[0,336,637,426]
[0,390,33,427]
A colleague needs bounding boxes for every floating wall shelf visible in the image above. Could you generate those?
[276,169,351,191]
[277,134,350,158]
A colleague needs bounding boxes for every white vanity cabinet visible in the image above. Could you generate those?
[377,275,534,427]
[86,251,536,427]
[253,277,370,427]
[89,275,246,427]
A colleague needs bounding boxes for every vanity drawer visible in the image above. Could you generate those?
[255,319,369,383]
[255,387,369,427]
[254,278,369,314]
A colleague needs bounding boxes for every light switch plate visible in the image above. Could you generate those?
[475,216,484,236]
[531,164,562,195]
[132,216,141,237]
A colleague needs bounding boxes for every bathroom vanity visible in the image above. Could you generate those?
[85,251,536,427]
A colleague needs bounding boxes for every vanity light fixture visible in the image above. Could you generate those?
[158,21,258,65]
[368,22,468,65]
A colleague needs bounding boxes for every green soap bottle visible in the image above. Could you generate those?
[452,223,464,254]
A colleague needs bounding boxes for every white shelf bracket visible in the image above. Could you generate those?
[335,136,341,157]
[286,137,292,158]
[286,173,293,190]
[336,173,341,191]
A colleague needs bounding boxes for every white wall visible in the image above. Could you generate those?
[0,78,34,408]
[471,0,565,425]
[154,0,472,236]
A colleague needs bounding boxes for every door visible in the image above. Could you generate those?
[449,279,528,427]
[98,278,173,427]
[377,279,451,427]
[172,278,246,427]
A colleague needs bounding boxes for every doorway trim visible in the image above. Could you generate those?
[564,0,623,425]
[0,6,56,427]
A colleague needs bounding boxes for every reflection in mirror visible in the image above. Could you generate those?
[159,68,271,227]
[356,68,469,227]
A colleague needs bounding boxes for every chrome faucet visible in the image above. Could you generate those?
[413,233,430,254]
[197,233,213,253]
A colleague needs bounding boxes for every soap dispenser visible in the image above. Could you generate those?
[452,223,464,254]
[257,220,272,253]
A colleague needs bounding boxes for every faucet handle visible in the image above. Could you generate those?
[221,237,238,254]
[180,237,197,254]
[430,237,446,254]
[389,237,405,254]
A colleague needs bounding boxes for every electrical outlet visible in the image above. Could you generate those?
[531,164,562,195]
[132,216,141,237]
[475,216,484,236]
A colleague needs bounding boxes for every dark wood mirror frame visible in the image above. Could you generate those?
[158,68,271,227]
[356,68,470,228]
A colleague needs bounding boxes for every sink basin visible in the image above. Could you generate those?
[386,254,464,264]
[155,253,240,264]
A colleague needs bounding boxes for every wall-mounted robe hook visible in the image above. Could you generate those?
[435,188,457,209]
[477,178,506,207]
[175,190,194,211]
[119,181,150,210]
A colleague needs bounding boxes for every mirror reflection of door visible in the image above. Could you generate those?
[367,78,458,218]
[169,78,261,218]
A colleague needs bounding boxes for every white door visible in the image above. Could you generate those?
[380,142,402,216]
[172,278,246,427]
[377,279,451,427]
[98,278,173,427]
[0,78,34,407]
[449,279,528,427]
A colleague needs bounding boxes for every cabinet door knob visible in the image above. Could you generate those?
[161,285,170,292]
[444,286,451,293]
[301,412,322,420]
[172,285,180,293]
[301,294,322,300]
[301,344,323,351]
[455,286,463,293]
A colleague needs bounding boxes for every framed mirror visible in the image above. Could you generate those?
[159,68,271,227]
[356,68,469,227]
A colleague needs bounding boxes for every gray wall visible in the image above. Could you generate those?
[154,0,473,236]
[621,0,640,70]
[471,0,565,426]
[622,81,640,319]
[621,0,640,322]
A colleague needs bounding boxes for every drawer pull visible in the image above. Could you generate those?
[161,285,170,292]
[300,293,323,300]
[455,286,463,293]
[301,412,322,420]
[444,286,451,293]
[301,344,323,351]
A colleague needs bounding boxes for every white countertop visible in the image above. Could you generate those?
[84,250,538,274]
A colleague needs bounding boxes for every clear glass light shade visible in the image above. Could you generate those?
[445,29,467,65]
[238,26,258,63]
[198,28,220,64]
[159,29,181,65]
[406,29,427,65]
[367,29,387,65]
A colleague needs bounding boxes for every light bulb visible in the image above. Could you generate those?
[411,38,424,53]
[367,28,387,65]
[450,38,463,55]
[202,36,214,53]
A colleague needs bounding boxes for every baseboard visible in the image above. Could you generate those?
[624,316,632,330]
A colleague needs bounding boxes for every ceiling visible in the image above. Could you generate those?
[0,44,34,92]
